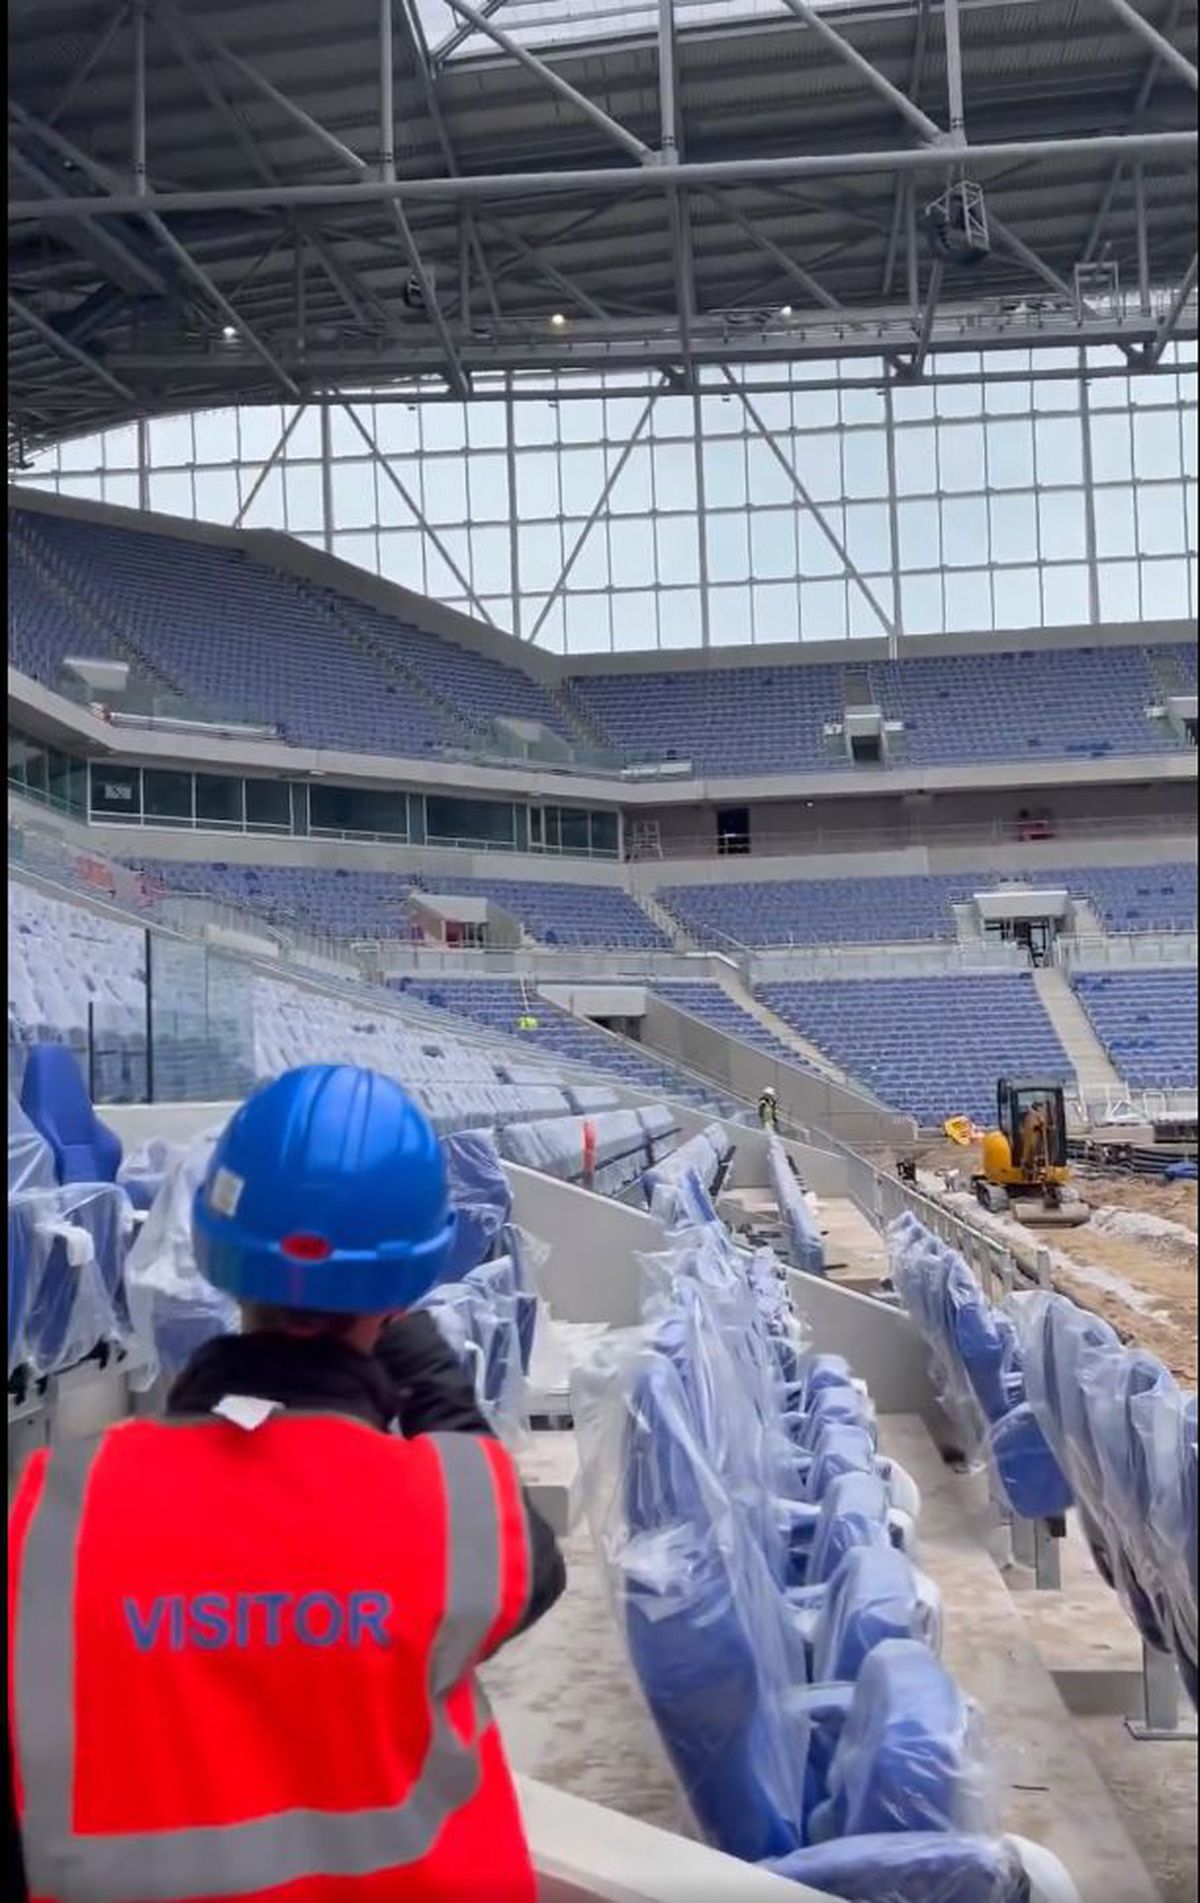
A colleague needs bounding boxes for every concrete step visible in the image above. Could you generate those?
[721,975,855,1086]
[635,889,696,951]
[1033,965,1124,1098]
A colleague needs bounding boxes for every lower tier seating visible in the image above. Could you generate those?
[759,976,1071,1128]
[888,1214,1073,1529]
[571,1205,1071,1898]
[1013,1289,1198,1710]
[1071,969,1198,1090]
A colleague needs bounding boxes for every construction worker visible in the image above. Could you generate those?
[757,1085,779,1130]
[8,1065,565,1903]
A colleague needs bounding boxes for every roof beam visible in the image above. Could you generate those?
[153,9,387,335]
[1097,0,1198,92]
[659,0,694,386]
[910,257,943,376]
[9,98,301,398]
[442,0,654,164]
[1081,0,1185,265]
[45,1,130,129]
[152,1,369,176]
[7,137,166,295]
[882,0,933,293]
[776,0,946,145]
[432,0,505,69]
[8,290,137,403]
[378,0,470,397]
[11,131,1197,219]
[1144,249,1198,363]
[477,214,610,319]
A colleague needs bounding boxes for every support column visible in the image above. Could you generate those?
[136,417,149,512]
[320,402,334,554]
[1078,348,1102,626]
[505,374,522,638]
[691,386,711,649]
[883,377,903,650]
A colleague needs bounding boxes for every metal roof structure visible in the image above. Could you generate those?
[8,0,1199,451]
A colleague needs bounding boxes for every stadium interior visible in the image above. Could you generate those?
[8,0,1199,1899]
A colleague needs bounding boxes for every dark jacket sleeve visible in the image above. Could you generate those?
[375,1312,566,1637]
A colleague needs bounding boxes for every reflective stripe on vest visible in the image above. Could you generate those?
[15,1428,521,1902]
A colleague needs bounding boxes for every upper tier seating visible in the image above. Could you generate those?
[759,976,1070,1127]
[127,860,666,948]
[570,644,1187,776]
[659,859,1198,948]
[10,509,567,753]
[8,542,124,684]
[1070,970,1198,1089]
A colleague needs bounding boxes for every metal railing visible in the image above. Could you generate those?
[1057,930,1199,970]
[647,812,1193,863]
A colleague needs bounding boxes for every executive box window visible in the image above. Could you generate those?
[309,783,407,838]
[531,803,619,858]
[425,795,516,848]
[144,769,194,827]
[195,773,245,829]
[8,729,89,817]
[244,778,291,834]
[90,763,142,819]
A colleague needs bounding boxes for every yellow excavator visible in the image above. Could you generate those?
[944,1078,1090,1227]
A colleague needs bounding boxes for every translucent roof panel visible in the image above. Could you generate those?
[427,0,867,58]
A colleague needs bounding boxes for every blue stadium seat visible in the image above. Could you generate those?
[20,1045,122,1186]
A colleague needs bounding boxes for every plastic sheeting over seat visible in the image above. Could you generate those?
[1012,1290,1198,1706]
[888,1214,1072,1523]
[123,1128,240,1385]
[767,1135,825,1277]
[440,1129,513,1282]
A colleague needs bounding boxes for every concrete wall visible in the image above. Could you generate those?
[786,1272,943,1429]
[507,1166,667,1326]
[520,1779,823,1902]
[638,993,916,1150]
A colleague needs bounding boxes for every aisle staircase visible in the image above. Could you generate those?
[1032,965,1124,1105]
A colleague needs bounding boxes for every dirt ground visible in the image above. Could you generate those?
[1052,1172,1197,1386]
[895,1143,1199,1386]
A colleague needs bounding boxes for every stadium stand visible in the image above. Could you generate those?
[758,976,1071,1127]
[1070,970,1199,1090]
[129,860,667,948]
[10,508,570,750]
[393,977,722,1108]
[659,872,966,947]
[652,980,807,1068]
[1069,862,1197,934]
[10,503,1191,781]
[571,644,1186,777]
[658,860,1198,949]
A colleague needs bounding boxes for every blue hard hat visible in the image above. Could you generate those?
[192,1065,457,1313]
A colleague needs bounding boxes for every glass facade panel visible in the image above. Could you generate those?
[18,347,1194,654]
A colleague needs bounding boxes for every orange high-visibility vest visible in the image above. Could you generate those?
[9,1415,536,1903]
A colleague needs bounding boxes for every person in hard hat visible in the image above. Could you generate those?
[8,1065,565,1903]
[757,1085,779,1129]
